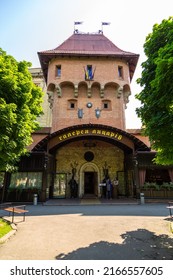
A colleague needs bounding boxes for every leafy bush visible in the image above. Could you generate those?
[0,218,12,238]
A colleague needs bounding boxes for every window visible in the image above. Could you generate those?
[68,99,77,110]
[118,66,123,78]
[85,65,94,80]
[145,169,170,185]
[70,102,75,109]
[53,173,67,198]
[103,102,109,109]
[102,100,111,110]
[9,172,42,189]
[56,65,61,77]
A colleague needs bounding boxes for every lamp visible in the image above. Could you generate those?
[133,156,138,166]
[78,107,101,119]
[78,108,83,119]
[95,108,101,119]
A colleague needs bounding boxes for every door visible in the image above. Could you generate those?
[84,172,97,195]
[53,173,66,198]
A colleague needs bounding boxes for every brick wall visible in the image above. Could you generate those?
[47,57,131,133]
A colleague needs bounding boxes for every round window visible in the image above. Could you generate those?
[84,151,94,162]
[86,102,92,108]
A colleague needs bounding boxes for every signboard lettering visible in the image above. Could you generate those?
[58,129,123,142]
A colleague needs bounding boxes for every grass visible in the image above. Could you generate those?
[0,218,12,238]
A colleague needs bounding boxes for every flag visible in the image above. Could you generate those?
[74,21,83,25]
[102,22,110,25]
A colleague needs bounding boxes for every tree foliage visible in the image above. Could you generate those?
[0,48,43,171]
[136,17,173,165]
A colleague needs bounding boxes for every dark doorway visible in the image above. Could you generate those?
[84,172,97,195]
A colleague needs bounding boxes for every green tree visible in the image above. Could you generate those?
[0,48,43,171]
[136,17,173,165]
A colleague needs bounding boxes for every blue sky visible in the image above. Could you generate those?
[0,0,172,128]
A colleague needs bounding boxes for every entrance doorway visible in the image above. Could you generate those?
[79,162,100,198]
[84,172,97,196]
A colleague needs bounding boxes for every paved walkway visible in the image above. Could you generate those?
[43,198,139,206]
[0,202,173,260]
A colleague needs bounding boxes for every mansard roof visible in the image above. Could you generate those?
[38,33,139,82]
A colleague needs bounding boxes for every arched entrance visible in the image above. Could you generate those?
[79,162,100,198]
[31,124,150,201]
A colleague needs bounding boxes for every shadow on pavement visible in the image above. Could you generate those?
[55,228,173,260]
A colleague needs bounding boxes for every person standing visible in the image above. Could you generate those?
[69,176,78,198]
[106,177,113,199]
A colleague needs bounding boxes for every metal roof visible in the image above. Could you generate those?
[38,33,139,82]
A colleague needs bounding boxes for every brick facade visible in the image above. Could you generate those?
[2,32,171,204]
[47,57,130,132]
[31,33,149,199]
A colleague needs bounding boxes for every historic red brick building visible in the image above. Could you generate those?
[1,31,172,202]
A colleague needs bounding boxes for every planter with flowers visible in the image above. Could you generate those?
[140,182,173,199]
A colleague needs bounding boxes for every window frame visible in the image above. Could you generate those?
[118,65,123,79]
[56,65,61,78]
[68,99,77,110]
[9,172,42,189]
[102,100,111,111]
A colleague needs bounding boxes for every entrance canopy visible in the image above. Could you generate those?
[32,124,150,153]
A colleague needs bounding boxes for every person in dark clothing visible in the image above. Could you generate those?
[69,176,78,198]
[106,177,113,199]
[102,178,107,198]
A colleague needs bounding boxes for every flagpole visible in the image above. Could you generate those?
[101,22,111,34]
[74,21,83,33]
